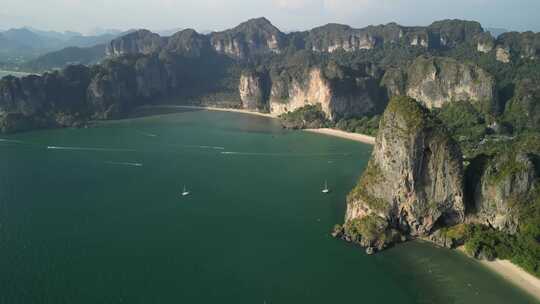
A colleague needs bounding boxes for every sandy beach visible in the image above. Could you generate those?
[480,259,540,301]
[456,247,540,301]
[143,105,376,144]
[305,128,376,145]
[154,105,278,118]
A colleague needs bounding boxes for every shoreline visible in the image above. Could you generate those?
[147,105,278,118]
[456,247,540,301]
[141,105,376,145]
[304,128,375,145]
[480,259,540,301]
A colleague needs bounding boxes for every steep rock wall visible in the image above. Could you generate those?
[345,96,465,245]
[403,56,496,112]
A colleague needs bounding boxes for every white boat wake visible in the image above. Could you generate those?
[47,146,136,152]
[0,138,25,144]
[185,145,226,150]
[136,130,158,137]
[105,161,143,167]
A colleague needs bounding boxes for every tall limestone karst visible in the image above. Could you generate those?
[340,96,465,252]
[382,56,497,113]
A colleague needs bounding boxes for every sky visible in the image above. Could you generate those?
[0,0,539,34]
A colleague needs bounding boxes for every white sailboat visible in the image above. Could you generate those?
[181,185,190,197]
[322,180,330,194]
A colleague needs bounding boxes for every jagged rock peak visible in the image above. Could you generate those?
[233,17,283,34]
[106,29,165,57]
[344,96,465,248]
[165,29,211,56]
[209,17,285,58]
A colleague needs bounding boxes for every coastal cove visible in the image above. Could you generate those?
[0,109,536,303]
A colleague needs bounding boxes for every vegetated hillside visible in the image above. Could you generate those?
[23,44,107,72]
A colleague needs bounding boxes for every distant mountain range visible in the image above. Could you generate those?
[0,27,129,65]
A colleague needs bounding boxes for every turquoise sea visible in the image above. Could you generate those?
[0,109,536,303]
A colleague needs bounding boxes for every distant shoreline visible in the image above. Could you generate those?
[456,246,540,301]
[0,70,34,77]
[304,128,375,145]
[142,105,376,145]
[148,105,278,118]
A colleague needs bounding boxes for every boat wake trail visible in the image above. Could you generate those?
[185,145,226,150]
[0,138,25,144]
[47,146,136,152]
[136,130,158,137]
[105,161,143,167]
[221,151,351,157]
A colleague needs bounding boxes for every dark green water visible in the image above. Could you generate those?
[0,110,537,303]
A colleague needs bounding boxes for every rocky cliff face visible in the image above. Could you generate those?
[238,63,385,120]
[343,96,465,250]
[165,29,213,57]
[306,24,382,52]
[305,20,488,53]
[209,17,285,58]
[105,19,497,61]
[496,31,540,62]
[386,56,496,112]
[476,32,495,53]
[504,79,540,131]
[0,65,92,132]
[269,68,334,117]
[469,153,537,234]
[239,70,270,111]
[428,19,485,48]
[106,30,165,57]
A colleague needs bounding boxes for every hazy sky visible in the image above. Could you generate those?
[1,0,539,34]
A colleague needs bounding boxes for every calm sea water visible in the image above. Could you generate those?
[0,109,536,303]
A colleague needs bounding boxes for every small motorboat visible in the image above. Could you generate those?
[181,185,190,197]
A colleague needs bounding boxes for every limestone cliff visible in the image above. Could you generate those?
[398,56,496,112]
[504,78,540,131]
[238,64,385,120]
[106,30,165,57]
[476,32,495,53]
[496,31,540,62]
[0,65,92,132]
[468,153,537,234]
[209,17,285,59]
[343,96,465,250]
[239,70,270,111]
[269,69,334,117]
[103,19,494,60]
[165,29,212,57]
[305,20,488,53]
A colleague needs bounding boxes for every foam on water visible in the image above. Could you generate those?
[185,145,226,150]
[47,146,136,152]
[104,161,143,167]
[136,130,158,137]
[0,139,25,144]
